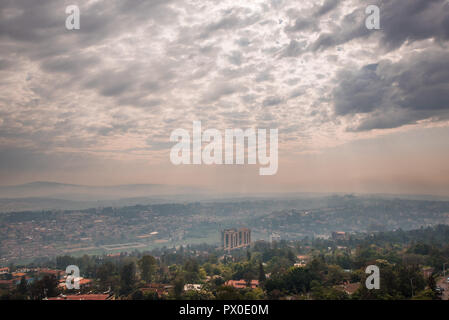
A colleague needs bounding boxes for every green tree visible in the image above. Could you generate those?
[258,262,266,283]
[215,286,243,300]
[120,262,136,296]
[412,289,439,300]
[138,255,157,283]
[17,276,29,296]
[97,261,116,290]
[326,265,347,285]
[243,287,265,300]
[131,289,144,300]
[183,258,201,283]
[30,275,59,300]
[427,273,437,291]
[173,275,185,299]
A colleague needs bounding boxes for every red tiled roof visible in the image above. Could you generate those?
[225,280,259,289]
[39,269,63,275]
[336,282,360,295]
[12,272,26,277]
[79,278,92,285]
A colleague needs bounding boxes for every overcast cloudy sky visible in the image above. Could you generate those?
[1,0,449,195]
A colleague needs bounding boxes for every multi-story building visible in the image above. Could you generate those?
[332,231,348,241]
[221,228,251,251]
[269,233,281,243]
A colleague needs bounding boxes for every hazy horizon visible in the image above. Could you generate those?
[2,179,449,200]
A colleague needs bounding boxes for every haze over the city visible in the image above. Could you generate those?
[1,0,449,196]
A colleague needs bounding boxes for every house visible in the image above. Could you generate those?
[12,272,26,279]
[295,255,310,267]
[38,268,64,279]
[58,277,92,290]
[422,267,434,279]
[335,282,360,295]
[225,279,259,289]
[184,284,202,291]
[0,267,9,275]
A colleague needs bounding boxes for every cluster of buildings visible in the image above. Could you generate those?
[0,209,181,263]
[0,267,97,290]
[0,266,116,300]
[0,268,64,291]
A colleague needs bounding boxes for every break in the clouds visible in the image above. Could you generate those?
[0,0,448,193]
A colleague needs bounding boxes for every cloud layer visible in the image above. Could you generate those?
[0,0,448,191]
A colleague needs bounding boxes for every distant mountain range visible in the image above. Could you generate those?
[0,181,205,200]
[0,181,210,212]
[1,181,448,213]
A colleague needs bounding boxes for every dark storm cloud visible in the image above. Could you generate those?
[333,50,449,131]
[310,6,368,52]
[379,0,449,50]
[333,63,386,116]
[0,0,176,40]
[310,0,449,52]
[0,0,61,42]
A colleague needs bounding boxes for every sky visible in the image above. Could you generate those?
[0,0,449,195]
